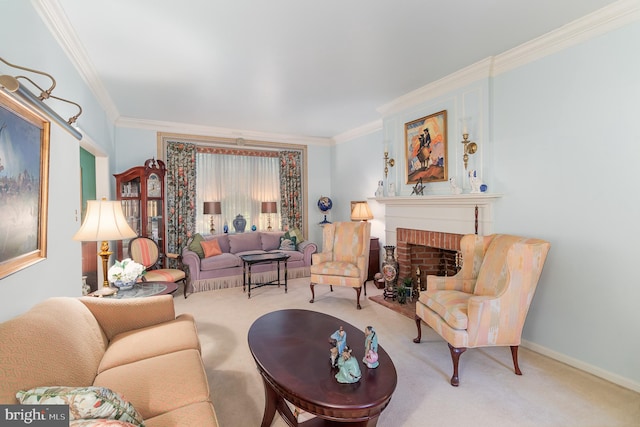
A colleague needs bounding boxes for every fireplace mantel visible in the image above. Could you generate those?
[369,193,502,207]
[369,193,503,245]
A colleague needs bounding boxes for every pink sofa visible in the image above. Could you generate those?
[0,296,218,427]
[182,231,317,296]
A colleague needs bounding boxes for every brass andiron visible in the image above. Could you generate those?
[461,133,477,170]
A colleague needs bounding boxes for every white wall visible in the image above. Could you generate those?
[492,21,640,387]
[0,1,115,320]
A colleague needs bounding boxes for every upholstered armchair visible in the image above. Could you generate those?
[129,237,187,296]
[414,234,550,386]
[309,221,371,309]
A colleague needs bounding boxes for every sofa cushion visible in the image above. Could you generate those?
[144,401,218,427]
[98,314,201,374]
[285,227,304,244]
[16,386,144,425]
[94,349,210,420]
[201,239,223,257]
[200,253,242,271]
[0,298,107,404]
[188,233,206,258]
[260,232,283,251]
[228,233,262,254]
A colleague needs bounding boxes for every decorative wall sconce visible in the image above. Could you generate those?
[461,133,477,170]
[384,149,395,178]
[203,201,222,234]
[0,56,82,139]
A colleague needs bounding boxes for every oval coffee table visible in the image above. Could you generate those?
[248,309,397,426]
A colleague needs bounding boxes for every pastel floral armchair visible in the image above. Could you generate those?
[309,221,371,309]
[414,234,550,386]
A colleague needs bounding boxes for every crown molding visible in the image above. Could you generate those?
[376,58,494,117]
[332,119,383,144]
[32,0,120,123]
[116,116,333,146]
[492,0,640,76]
[376,0,640,118]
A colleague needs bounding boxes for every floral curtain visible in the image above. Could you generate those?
[279,151,303,233]
[165,142,196,267]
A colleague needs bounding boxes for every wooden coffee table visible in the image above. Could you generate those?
[248,309,397,426]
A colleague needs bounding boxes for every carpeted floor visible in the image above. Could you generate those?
[369,294,416,320]
[173,278,640,427]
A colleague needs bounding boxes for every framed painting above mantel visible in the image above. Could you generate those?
[0,91,50,279]
[405,110,448,184]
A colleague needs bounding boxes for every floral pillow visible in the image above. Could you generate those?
[16,386,145,426]
[279,235,296,251]
[70,421,138,427]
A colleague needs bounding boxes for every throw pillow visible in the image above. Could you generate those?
[16,386,144,426]
[201,239,223,257]
[279,235,296,251]
[287,227,305,244]
[188,233,205,258]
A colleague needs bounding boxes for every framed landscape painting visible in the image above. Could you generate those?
[405,110,448,184]
[0,91,50,279]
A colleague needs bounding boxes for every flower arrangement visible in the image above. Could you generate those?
[108,258,145,285]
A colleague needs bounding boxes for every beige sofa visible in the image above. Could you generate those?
[0,295,218,427]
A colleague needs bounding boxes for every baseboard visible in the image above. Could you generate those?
[521,339,640,393]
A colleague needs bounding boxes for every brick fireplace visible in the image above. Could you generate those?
[396,228,463,284]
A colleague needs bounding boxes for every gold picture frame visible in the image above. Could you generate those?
[0,91,50,279]
[405,110,448,184]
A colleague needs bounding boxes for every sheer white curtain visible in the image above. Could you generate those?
[196,152,281,234]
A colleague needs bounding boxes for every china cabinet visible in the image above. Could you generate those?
[114,158,166,265]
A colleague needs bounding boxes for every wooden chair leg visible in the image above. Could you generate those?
[413,315,422,343]
[355,287,362,310]
[309,283,315,303]
[363,280,367,296]
[511,345,522,375]
[330,285,333,292]
[448,344,467,387]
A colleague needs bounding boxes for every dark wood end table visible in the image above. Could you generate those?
[248,309,397,426]
[240,252,290,298]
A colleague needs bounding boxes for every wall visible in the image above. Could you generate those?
[0,1,114,321]
[492,21,640,388]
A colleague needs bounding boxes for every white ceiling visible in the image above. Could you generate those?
[48,0,618,140]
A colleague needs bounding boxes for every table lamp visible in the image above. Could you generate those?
[203,201,222,234]
[73,199,137,288]
[351,201,373,221]
[261,202,277,231]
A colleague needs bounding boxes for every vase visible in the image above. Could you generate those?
[381,245,398,300]
[113,279,136,291]
[233,214,247,233]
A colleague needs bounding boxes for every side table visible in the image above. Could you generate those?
[368,237,382,288]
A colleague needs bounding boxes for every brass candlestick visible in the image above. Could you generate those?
[384,151,395,178]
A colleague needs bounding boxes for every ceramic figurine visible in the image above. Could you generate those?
[375,180,384,197]
[469,170,482,194]
[363,326,379,369]
[449,177,462,194]
[335,347,361,383]
[223,221,229,233]
[388,182,396,197]
[329,326,347,367]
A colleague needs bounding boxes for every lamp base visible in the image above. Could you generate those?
[98,240,112,288]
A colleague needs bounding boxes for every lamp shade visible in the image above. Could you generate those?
[351,201,373,221]
[73,200,137,241]
[203,201,222,215]
[261,202,278,214]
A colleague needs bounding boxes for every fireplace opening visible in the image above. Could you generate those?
[396,228,463,290]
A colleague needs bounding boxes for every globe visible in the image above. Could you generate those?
[317,196,333,212]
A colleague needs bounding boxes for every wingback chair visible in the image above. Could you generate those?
[414,234,550,386]
[309,221,371,309]
[129,237,187,296]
